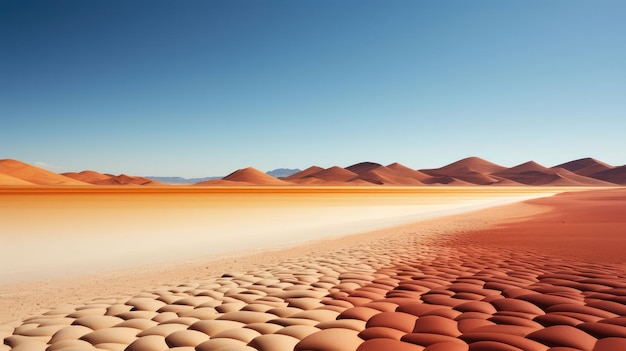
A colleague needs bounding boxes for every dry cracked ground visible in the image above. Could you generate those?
[3,227,626,351]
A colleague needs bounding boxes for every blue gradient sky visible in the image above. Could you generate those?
[2,0,625,177]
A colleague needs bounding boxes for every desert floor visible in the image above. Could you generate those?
[1,186,625,351]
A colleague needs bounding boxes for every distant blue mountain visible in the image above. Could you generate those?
[266,168,301,178]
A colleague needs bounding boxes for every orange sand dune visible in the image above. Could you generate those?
[355,169,423,185]
[0,159,88,185]
[62,170,113,183]
[386,163,431,182]
[284,166,325,180]
[93,174,165,186]
[197,167,292,186]
[346,163,425,186]
[0,173,35,185]
[421,156,507,176]
[305,166,359,183]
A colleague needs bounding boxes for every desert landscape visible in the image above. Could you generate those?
[2,157,626,351]
[4,1,625,350]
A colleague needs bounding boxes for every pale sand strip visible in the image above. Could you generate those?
[0,187,561,285]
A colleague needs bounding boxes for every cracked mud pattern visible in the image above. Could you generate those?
[3,225,626,351]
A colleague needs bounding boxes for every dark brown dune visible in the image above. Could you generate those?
[553,158,613,173]
[590,165,626,185]
[198,167,292,186]
[495,162,614,186]
[62,170,113,184]
[0,159,88,185]
[573,163,614,177]
[346,162,385,175]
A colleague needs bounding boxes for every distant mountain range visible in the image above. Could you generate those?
[1,157,625,187]
[146,168,301,184]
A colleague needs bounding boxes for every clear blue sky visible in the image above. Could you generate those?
[2,0,625,177]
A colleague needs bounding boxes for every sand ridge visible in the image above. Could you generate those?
[2,188,626,351]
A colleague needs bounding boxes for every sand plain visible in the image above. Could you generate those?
[2,186,625,351]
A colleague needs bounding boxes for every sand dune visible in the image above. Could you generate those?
[571,163,614,177]
[386,163,431,182]
[198,167,291,186]
[354,169,423,186]
[284,166,325,181]
[345,162,384,174]
[421,176,474,186]
[0,159,88,185]
[346,163,425,186]
[494,161,615,186]
[0,173,35,186]
[421,156,507,176]
[94,174,165,186]
[62,170,113,184]
[304,166,359,183]
[419,157,508,186]
[591,165,626,185]
[553,157,614,173]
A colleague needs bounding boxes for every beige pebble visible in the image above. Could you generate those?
[196,338,247,351]
[295,328,363,351]
[248,334,300,351]
[212,327,261,342]
[72,316,124,330]
[189,320,245,336]
[80,327,139,345]
[164,329,210,347]
[136,323,188,337]
[49,325,94,343]
[125,335,169,351]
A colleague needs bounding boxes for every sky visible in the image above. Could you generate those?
[2,0,625,177]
